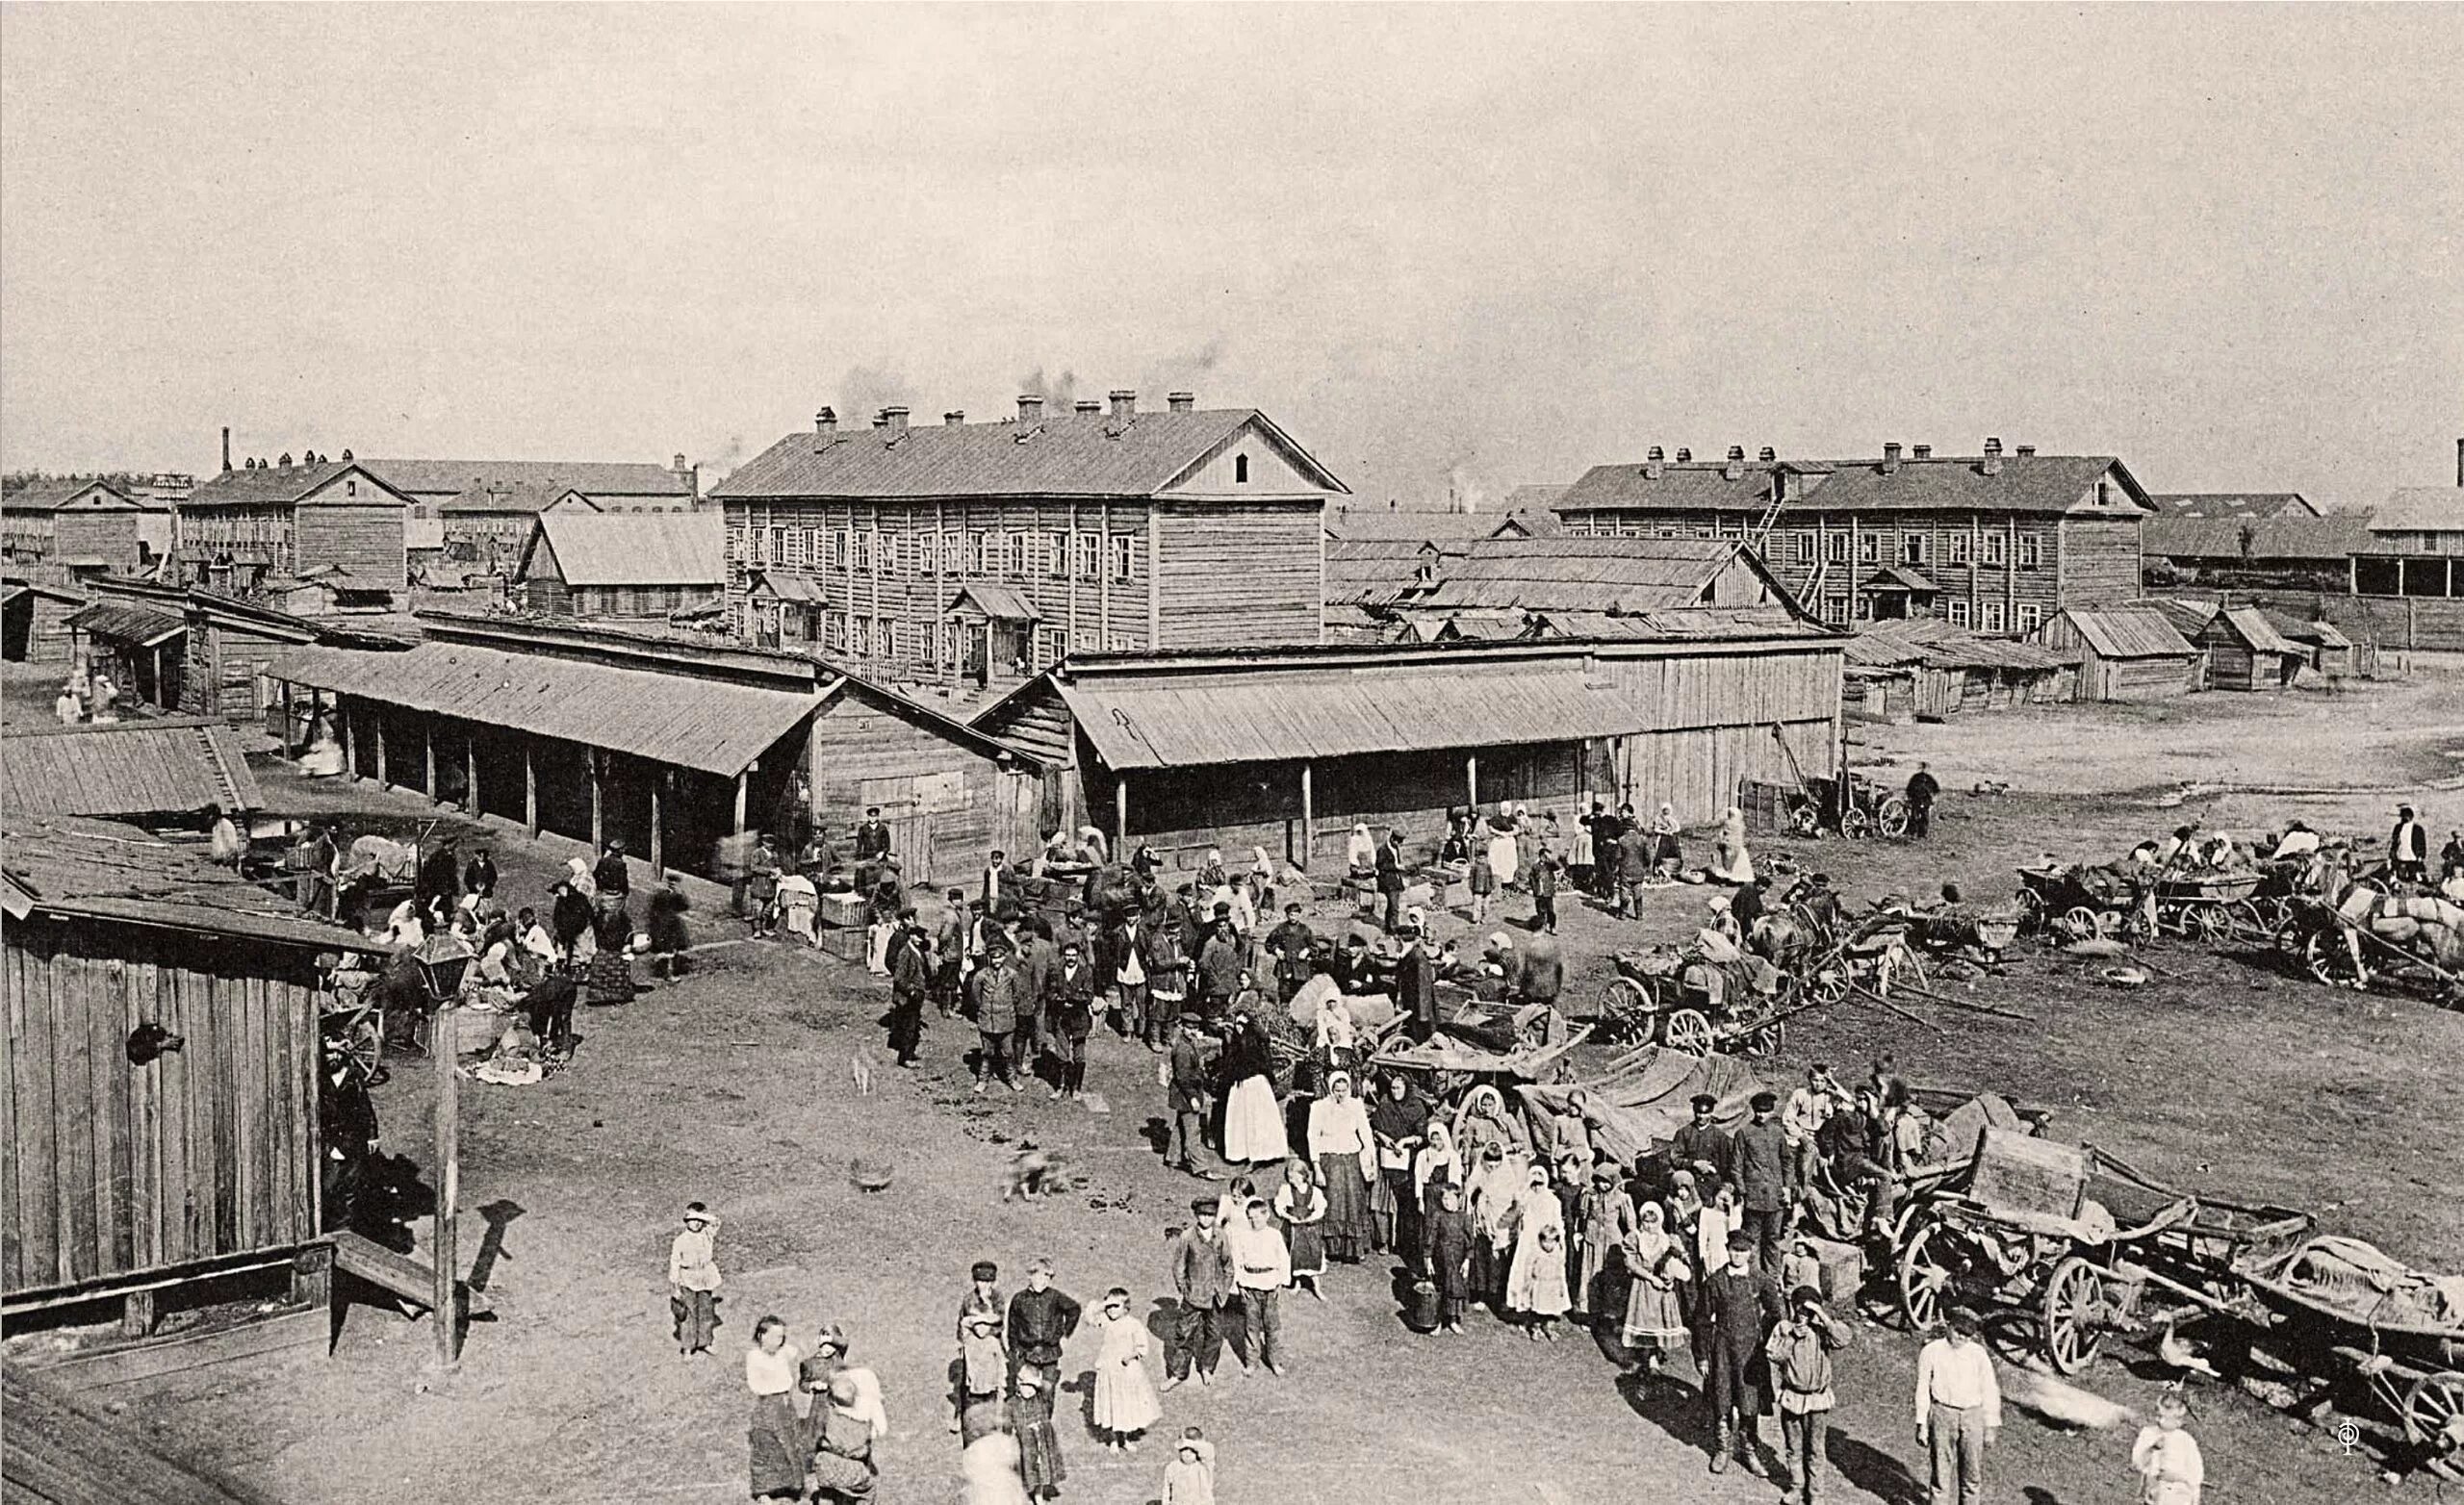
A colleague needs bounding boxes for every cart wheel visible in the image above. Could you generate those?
[1661,1008,1714,1056]
[1896,1217,1956,1333]
[2014,887,2044,934]
[1745,1019,1786,1059]
[2061,906,2102,939]
[2186,905,2230,945]
[1876,796,1912,839]
[2301,931,2350,987]
[1808,968,1849,1006]
[2040,1256,2109,1375]
[1600,978,1652,1040]
[2223,898,2268,944]
[1840,806,1873,841]
[2402,1370,2464,1481]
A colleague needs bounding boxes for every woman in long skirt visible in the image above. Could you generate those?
[585,904,635,1007]
[1465,1141,1523,1309]
[1013,1368,1066,1501]
[1304,1071,1375,1262]
[1486,806,1522,891]
[1504,1163,1573,1340]
[1273,1160,1329,1300]
[1219,1012,1286,1166]
[1620,1202,1692,1376]
[1091,1288,1161,1451]
[1576,1163,1638,1322]
[744,1316,805,1500]
[1649,803,1684,882]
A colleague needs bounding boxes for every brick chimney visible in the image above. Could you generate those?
[1074,400,1102,418]
[1675,447,1692,463]
[1912,444,1933,460]
[881,406,910,434]
[1168,392,1194,413]
[1109,390,1136,420]
[945,410,966,426]
[1758,446,1776,463]
[1882,442,1904,474]
[815,407,836,436]
[2015,444,2037,458]
[1017,395,1043,423]
[221,426,232,472]
[1724,446,1745,481]
[1643,446,1665,480]
[1982,436,2003,476]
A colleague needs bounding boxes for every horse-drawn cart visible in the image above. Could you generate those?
[1597,948,1791,1057]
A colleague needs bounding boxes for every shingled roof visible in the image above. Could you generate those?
[715,408,1347,500]
[522,512,726,588]
[2143,513,2373,561]
[181,460,411,509]
[437,480,598,515]
[1558,452,2151,518]
[2146,493,2319,520]
[369,457,694,499]
[2,815,364,950]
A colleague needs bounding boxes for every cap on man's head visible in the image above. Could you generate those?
[1729,1231,1758,1252]
[1690,1093,1717,1111]
[1790,1284,1823,1309]
[970,1260,999,1282]
[1751,1090,1780,1112]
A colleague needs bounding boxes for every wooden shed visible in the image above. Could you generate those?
[1,815,356,1339]
[2184,602,2306,691]
[3,578,87,664]
[2278,616,2354,677]
[2034,606,2203,701]
[805,672,1046,883]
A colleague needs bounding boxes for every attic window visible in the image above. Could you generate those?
[2096,481,2113,506]
[346,478,357,497]
[1234,454,1249,484]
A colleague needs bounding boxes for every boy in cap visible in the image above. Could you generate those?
[1915,1305,2001,1505]
[1769,1285,1852,1504]
[666,1202,722,1357]
[1164,1201,1235,1390]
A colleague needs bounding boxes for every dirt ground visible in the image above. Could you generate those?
[30,666,2464,1505]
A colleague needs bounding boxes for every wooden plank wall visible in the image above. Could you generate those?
[3,922,321,1300]
[1154,501,1322,650]
[294,503,408,591]
[805,697,1039,882]
[2059,516,2146,605]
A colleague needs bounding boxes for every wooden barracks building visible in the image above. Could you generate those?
[714,391,1348,686]
[1553,440,2153,634]
[173,454,417,604]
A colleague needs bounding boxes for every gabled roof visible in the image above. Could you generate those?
[2,477,133,512]
[1324,508,1505,544]
[715,409,1348,500]
[1502,484,1569,512]
[2052,606,2199,660]
[5,717,264,817]
[2143,513,2374,561]
[367,458,694,499]
[1846,617,2076,673]
[945,583,1042,622]
[1861,564,1940,593]
[2274,615,2350,650]
[1335,535,1818,632]
[521,511,725,588]
[437,480,600,515]
[1,815,363,951]
[2214,604,2305,656]
[180,460,412,510]
[2146,493,2319,520]
[55,483,147,512]
[1558,452,2152,518]
[2369,487,2464,538]
[749,570,826,602]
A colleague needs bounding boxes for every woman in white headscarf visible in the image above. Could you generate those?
[1649,803,1683,882]
[1620,1200,1691,1375]
[1503,1161,1573,1339]
[1486,804,1521,890]
[1709,804,1755,884]
[565,855,597,901]
[1346,824,1377,879]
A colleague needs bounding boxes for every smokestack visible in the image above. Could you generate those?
[1912,444,1933,460]
[2455,437,2462,488]
[1017,395,1043,423]
[815,407,836,436]
[881,406,909,434]
[1108,390,1136,420]
[1074,400,1102,418]
[673,452,687,474]
[1724,446,1745,481]
[1882,442,1903,473]
[221,426,232,473]
[1982,436,2003,476]
[1168,392,1194,414]
[945,410,966,426]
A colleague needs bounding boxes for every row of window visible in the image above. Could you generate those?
[1573,516,2048,570]
[757,601,1132,665]
[736,525,1137,582]
[1818,597,2046,633]
[589,584,701,615]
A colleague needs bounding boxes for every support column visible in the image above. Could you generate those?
[432,1011,460,1369]
[344,699,358,780]
[375,713,389,787]
[1466,752,1479,809]
[423,722,437,804]
[524,742,538,837]
[1115,773,1130,853]
[280,682,295,759]
[733,771,749,835]
[649,771,664,876]
[466,732,479,815]
[1297,760,1314,871]
[589,750,603,850]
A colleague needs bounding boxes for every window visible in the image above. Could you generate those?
[965,531,986,574]
[2016,603,2044,635]
[2095,481,2113,507]
[873,618,891,657]
[1825,532,1849,562]
[1110,533,1135,581]
[1001,532,1026,576]
[1690,524,1713,540]
[1946,599,1970,627]
[1072,530,1098,579]
[346,478,357,497]
[1981,599,2007,633]
[1045,532,1067,578]
[783,526,809,569]
[1820,595,1849,625]
[1853,594,1873,621]
[2018,534,2043,571]
[1981,531,2008,567]
[1791,533,1812,564]
[853,532,873,574]
[824,528,843,570]
[1033,625,1066,669]
[1857,534,1880,564]
[1234,454,1249,484]
[1902,535,1930,565]
[1652,525,1676,539]
[1105,633,1133,651]
[766,526,786,565]
[1946,532,1972,566]
[880,532,900,575]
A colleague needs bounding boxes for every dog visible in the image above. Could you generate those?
[848,1047,876,1097]
[1001,1144,1056,1202]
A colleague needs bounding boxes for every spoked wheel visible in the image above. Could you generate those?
[1789,801,1823,838]
[321,1008,385,1088]
[1807,968,1850,1006]
[1661,1008,1715,1056]
[2302,931,2355,987]
[1841,806,1873,841]
[2062,906,2113,940]
[2014,886,2045,934]
[2223,898,2269,944]
[1875,796,1912,839]
[2185,904,2231,946]
[2040,1256,2110,1375]
[1743,1019,1786,1059]
[1896,1217,1957,1333]
[2402,1369,2464,1481]
[1600,978,1654,1042]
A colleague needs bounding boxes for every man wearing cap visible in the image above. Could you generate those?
[1769,1286,1853,1504]
[970,937,1024,1095]
[1374,825,1407,934]
[2392,804,2430,884]
[1700,1228,1782,1474]
[1048,941,1096,1102]
[1915,1306,2001,1505]
[1727,1090,1793,1274]
[1905,760,1940,839]
[1164,1202,1236,1390]
[888,906,930,1068]
[855,805,893,864]
[1017,916,1060,1068]
[1265,903,1318,1005]
[1396,920,1439,1044]
[1671,1093,1732,1185]
[1167,1016,1219,1178]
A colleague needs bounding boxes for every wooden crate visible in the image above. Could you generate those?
[812,926,868,964]
[818,892,869,930]
[1969,1127,2088,1220]
[1807,1235,1864,1303]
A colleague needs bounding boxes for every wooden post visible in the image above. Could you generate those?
[424,722,437,804]
[466,732,479,815]
[733,771,749,836]
[649,771,664,876]
[1297,760,1314,871]
[524,742,538,837]
[1115,773,1130,853]
[343,699,358,780]
[433,1012,460,1369]
[374,713,389,787]
[120,1289,155,1338]
[589,750,603,851]
[280,682,295,759]
[1466,752,1479,809]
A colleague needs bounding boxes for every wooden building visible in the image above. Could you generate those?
[2167,601,2307,691]
[515,511,726,621]
[1,815,354,1333]
[2142,512,2372,592]
[2146,493,2321,521]
[436,483,598,576]
[269,614,1048,884]
[5,718,264,824]
[3,577,88,663]
[65,580,343,723]
[1553,439,2153,633]
[2279,616,2354,677]
[1842,618,2078,722]
[1,479,170,580]
[972,628,1842,872]
[2354,475,2464,600]
[174,457,415,602]
[369,454,700,516]
[2033,606,2203,701]
[715,392,1348,688]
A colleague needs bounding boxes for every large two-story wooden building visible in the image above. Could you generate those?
[173,458,417,602]
[714,392,1348,687]
[1,479,172,579]
[1553,440,2153,634]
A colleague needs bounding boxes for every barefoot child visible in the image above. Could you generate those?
[1273,1161,1329,1301]
[1091,1287,1161,1452]
[668,1202,722,1357]
[1163,1425,1218,1505]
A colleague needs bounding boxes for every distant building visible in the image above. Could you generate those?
[2142,512,2373,589]
[2355,453,2464,600]
[1342,535,1819,645]
[174,457,416,601]
[2145,493,2321,520]
[2147,598,2306,692]
[437,482,602,576]
[715,391,1348,686]
[367,455,701,515]
[1,478,172,579]
[514,511,726,621]
[1553,439,2153,633]
[2034,605,2203,701]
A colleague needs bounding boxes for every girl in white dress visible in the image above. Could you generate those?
[1091,1287,1161,1451]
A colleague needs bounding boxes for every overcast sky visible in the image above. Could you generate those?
[4,5,2458,510]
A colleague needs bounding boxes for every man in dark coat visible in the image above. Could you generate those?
[1167,1017,1219,1177]
[1374,828,1408,933]
[2392,804,2430,883]
[1196,917,1244,1018]
[1047,940,1096,1100]
[416,837,461,920]
[853,805,893,862]
[1726,1090,1793,1273]
[1585,802,1627,898]
[461,846,498,900]
[1265,904,1318,1004]
[1615,822,1654,919]
[1671,1093,1732,1184]
[933,890,968,1017]
[1164,1201,1236,1388]
[593,839,631,899]
[1905,762,1941,839]
[1017,917,1059,1068]
[970,939,1023,1095]
[1005,1257,1083,1392]
[888,912,930,1067]
[1396,924,1439,1043]
[1702,1230,1784,1475]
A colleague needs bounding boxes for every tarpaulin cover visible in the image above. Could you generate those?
[1520,1047,1770,1168]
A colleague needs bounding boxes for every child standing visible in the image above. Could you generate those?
[1091,1287,1161,1452]
[949,1313,1009,1441]
[2130,1392,2204,1505]
[1162,1426,1218,1505]
[667,1202,722,1357]
[1424,1183,1476,1335]
[1014,1368,1066,1501]
[1273,1161,1329,1302]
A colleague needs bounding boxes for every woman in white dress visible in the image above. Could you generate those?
[1219,1011,1287,1165]
[1345,824,1377,879]
[1503,1161,1573,1340]
[1709,804,1756,885]
[1090,1287,1161,1450]
[1485,805,1521,891]
[1304,1070,1376,1263]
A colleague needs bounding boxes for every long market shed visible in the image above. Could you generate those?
[971,628,1843,872]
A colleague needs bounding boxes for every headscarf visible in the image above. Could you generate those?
[1653,803,1680,836]
[1414,1120,1461,1202]
[1369,1076,1428,1144]
[1250,845,1273,880]
[1631,1199,1672,1265]
[1347,824,1375,869]
[566,855,597,897]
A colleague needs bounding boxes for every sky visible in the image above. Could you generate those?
[3,4,2459,511]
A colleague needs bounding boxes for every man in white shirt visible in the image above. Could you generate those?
[1227,1198,1293,1377]
[1913,1306,2000,1505]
